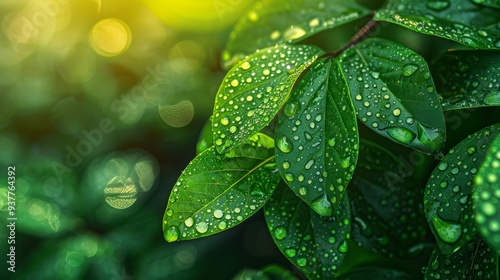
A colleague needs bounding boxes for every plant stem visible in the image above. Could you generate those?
[323,16,379,58]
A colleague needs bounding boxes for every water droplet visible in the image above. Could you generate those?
[299,187,308,195]
[220,117,229,126]
[285,173,294,182]
[285,248,297,257]
[305,159,315,170]
[328,138,336,147]
[277,136,293,153]
[304,132,313,141]
[311,195,333,216]
[438,162,448,171]
[338,240,348,253]
[392,108,401,117]
[450,167,459,175]
[467,146,477,155]
[484,91,500,105]
[284,102,300,117]
[341,157,350,169]
[184,217,194,227]
[284,26,307,41]
[196,222,208,234]
[426,0,450,11]
[218,221,227,230]
[297,258,307,266]
[214,209,223,219]
[309,18,320,27]
[385,127,416,144]
[432,215,462,243]
[270,30,280,40]
[241,61,251,70]
[275,227,287,240]
[402,64,419,77]
[230,79,239,87]
[165,226,179,242]
[166,209,173,216]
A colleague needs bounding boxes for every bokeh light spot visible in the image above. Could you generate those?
[159,100,194,128]
[104,176,137,209]
[90,18,131,57]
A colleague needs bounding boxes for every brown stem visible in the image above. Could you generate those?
[322,16,379,59]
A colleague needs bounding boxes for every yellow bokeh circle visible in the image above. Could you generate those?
[89,18,131,57]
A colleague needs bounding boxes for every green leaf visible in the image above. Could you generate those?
[473,134,500,251]
[349,140,427,258]
[275,58,358,216]
[264,183,351,280]
[232,265,298,280]
[471,0,500,9]
[163,133,280,242]
[374,0,500,50]
[423,235,498,279]
[431,50,500,110]
[222,0,371,69]
[338,267,414,279]
[424,123,500,255]
[212,44,323,155]
[339,38,445,154]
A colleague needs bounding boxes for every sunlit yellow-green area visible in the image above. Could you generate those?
[0,0,254,279]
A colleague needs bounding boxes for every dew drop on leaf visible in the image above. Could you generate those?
[385,127,416,144]
[338,240,348,253]
[164,226,179,242]
[184,217,194,227]
[195,222,208,234]
[402,64,419,76]
[425,0,450,11]
[283,26,307,41]
[297,258,307,267]
[432,215,462,244]
[284,102,300,117]
[275,226,287,240]
[311,195,334,217]
[277,136,293,153]
[285,248,297,257]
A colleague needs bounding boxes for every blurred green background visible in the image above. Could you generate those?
[0,0,293,279]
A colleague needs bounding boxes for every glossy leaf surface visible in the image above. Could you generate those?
[374,0,500,50]
[264,183,351,280]
[432,50,500,110]
[222,0,370,68]
[275,58,358,216]
[163,133,280,242]
[473,134,500,251]
[339,38,445,154]
[424,235,498,279]
[213,44,323,155]
[349,140,427,258]
[424,124,500,255]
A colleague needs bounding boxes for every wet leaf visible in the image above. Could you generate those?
[163,133,280,242]
[423,235,498,279]
[424,124,500,255]
[431,50,500,110]
[232,264,298,280]
[339,38,445,154]
[473,134,500,251]
[213,44,323,155]
[470,0,500,9]
[275,58,358,216]
[374,0,500,50]
[222,0,371,68]
[264,183,351,280]
[338,267,414,279]
[349,140,427,258]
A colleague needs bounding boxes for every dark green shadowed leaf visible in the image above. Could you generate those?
[275,58,358,217]
[264,183,351,280]
[374,0,500,50]
[222,0,371,69]
[431,51,500,110]
[338,267,414,279]
[473,134,500,251]
[424,124,500,255]
[339,38,445,154]
[348,140,427,258]
[212,44,323,155]
[470,0,500,9]
[423,235,498,280]
[232,264,298,280]
[163,133,280,242]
